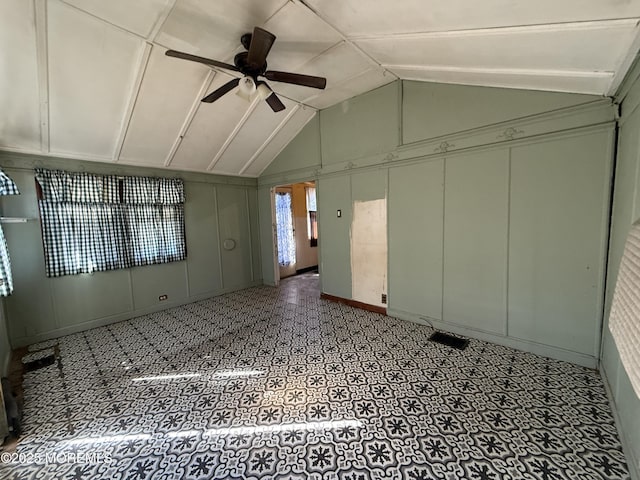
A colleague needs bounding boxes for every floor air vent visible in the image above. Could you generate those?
[22,348,57,372]
[429,331,469,350]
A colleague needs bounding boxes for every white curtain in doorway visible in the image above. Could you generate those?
[275,192,296,266]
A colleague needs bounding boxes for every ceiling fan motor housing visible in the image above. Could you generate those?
[234,51,266,79]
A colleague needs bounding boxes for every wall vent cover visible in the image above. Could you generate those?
[429,331,469,350]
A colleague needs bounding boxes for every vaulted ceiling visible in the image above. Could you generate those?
[2,0,640,177]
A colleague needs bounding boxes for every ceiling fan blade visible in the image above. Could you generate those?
[165,49,239,72]
[201,78,240,103]
[264,70,326,89]
[247,27,276,69]
[265,92,286,112]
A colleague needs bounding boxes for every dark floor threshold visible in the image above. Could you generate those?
[296,265,319,274]
[320,293,386,315]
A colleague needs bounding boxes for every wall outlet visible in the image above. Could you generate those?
[381,293,387,304]
[159,294,168,301]
[337,209,341,218]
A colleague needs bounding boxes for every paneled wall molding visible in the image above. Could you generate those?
[0,152,257,188]
[434,141,455,153]
[259,121,615,188]
[260,96,613,188]
[397,98,613,156]
[259,165,321,188]
[10,280,263,348]
[497,127,525,140]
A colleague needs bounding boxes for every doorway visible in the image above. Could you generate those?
[275,187,296,279]
[273,181,318,282]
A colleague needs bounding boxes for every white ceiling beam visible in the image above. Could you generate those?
[58,0,145,40]
[163,69,217,167]
[296,0,398,79]
[349,18,640,41]
[34,0,50,153]
[238,104,301,175]
[299,65,391,104]
[206,98,261,172]
[384,64,615,79]
[608,22,640,96]
[148,0,177,42]
[112,42,152,162]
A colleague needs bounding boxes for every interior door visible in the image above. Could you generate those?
[275,187,296,279]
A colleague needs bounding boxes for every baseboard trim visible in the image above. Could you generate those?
[387,307,597,369]
[11,281,263,348]
[600,366,640,480]
[320,293,387,315]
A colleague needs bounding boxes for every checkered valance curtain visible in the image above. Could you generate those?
[0,168,20,296]
[35,168,186,277]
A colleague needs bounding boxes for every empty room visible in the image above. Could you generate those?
[1,0,639,479]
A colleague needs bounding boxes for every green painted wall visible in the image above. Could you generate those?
[403,81,595,144]
[320,83,400,165]
[260,80,615,368]
[443,149,508,335]
[317,175,352,298]
[388,160,444,320]
[602,67,640,479]
[0,153,261,347]
[0,300,10,375]
[261,116,321,177]
[508,132,612,354]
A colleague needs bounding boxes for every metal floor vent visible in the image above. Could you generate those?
[24,355,56,372]
[429,331,469,350]
[22,347,57,372]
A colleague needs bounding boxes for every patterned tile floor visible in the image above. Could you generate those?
[0,273,630,479]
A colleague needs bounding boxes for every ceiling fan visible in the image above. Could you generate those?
[165,27,327,112]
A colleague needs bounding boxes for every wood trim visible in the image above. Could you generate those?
[320,293,387,315]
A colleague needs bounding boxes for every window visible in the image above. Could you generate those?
[306,186,318,247]
[35,168,186,277]
[0,169,20,296]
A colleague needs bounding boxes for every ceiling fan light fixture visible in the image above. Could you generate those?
[166,26,327,113]
[236,76,256,101]
[256,83,272,100]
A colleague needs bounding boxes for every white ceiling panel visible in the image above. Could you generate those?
[60,0,173,38]
[390,66,614,95]
[305,0,640,36]
[357,21,639,73]
[307,68,395,110]
[119,46,210,166]
[0,0,41,151]
[211,97,296,175]
[272,41,375,102]
[156,0,287,60]
[169,73,252,171]
[242,107,317,176]
[261,2,342,72]
[3,0,640,174]
[48,0,146,159]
